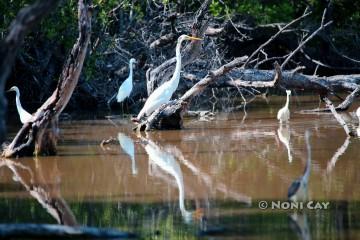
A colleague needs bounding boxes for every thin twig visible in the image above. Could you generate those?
[281,9,333,69]
[243,9,311,68]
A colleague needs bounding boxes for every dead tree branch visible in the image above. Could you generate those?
[243,8,311,68]
[301,86,360,113]
[281,9,333,69]
[2,0,91,158]
[323,97,355,137]
[146,0,211,95]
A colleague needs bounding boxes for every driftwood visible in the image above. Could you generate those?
[146,0,211,96]
[2,0,91,158]
[0,0,60,144]
[135,58,281,131]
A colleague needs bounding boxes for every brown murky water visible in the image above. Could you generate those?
[1,96,360,239]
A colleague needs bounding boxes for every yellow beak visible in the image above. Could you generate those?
[187,36,202,41]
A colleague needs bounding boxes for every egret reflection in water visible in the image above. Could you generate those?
[118,132,137,175]
[277,124,293,163]
[139,135,194,223]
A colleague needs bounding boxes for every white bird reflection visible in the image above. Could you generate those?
[140,136,193,223]
[118,132,137,175]
[277,124,293,163]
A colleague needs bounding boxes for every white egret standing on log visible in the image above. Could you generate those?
[136,35,202,121]
[117,58,137,103]
[277,90,291,124]
[288,130,311,202]
[7,86,32,124]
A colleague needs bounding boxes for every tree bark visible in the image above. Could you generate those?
[0,0,60,144]
[2,0,91,158]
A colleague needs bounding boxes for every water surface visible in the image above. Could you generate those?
[1,96,360,239]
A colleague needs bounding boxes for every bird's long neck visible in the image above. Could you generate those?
[168,40,183,92]
[128,62,133,82]
[285,93,290,108]
[15,89,26,114]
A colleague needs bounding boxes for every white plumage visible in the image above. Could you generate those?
[277,90,291,123]
[7,86,32,124]
[356,106,360,121]
[117,58,136,103]
[136,35,202,121]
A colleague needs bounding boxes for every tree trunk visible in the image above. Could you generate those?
[2,0,92,158]
[0,0,60,144]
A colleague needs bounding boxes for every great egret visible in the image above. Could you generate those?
[118,132,137,175]
[141,137,193,223]
[277,90,291,124]
[7,86,32,124]
[288,130,311,202]
[117,58,137,103]
[136,35,202,121]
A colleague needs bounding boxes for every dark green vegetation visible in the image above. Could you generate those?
[1,198,359,239]
[1,0,359,112]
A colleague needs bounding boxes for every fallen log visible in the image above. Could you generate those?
[2,0,91,158]
[134,57,280,131]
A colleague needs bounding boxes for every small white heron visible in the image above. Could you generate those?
[7,86,32,124]
[136,35,202,121]
[288,130,311,202]
[117,58,137,103]
[277,90,291,124]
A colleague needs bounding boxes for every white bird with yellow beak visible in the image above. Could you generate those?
[135,35,202,121]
